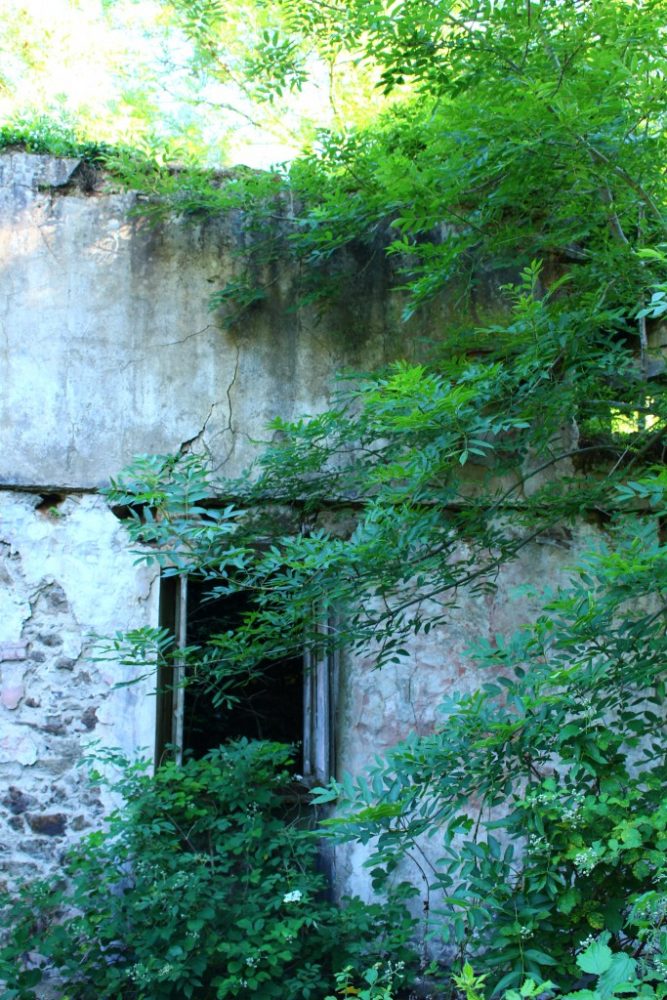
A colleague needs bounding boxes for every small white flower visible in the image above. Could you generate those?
[283,889,303,903]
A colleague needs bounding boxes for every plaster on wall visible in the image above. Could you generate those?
[332,528,600,908]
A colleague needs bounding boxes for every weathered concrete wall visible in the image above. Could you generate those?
[0,152,594,901]
[0,151,429,883]
[0,152,426,490]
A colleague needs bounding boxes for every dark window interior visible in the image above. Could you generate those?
[158,578,304,761]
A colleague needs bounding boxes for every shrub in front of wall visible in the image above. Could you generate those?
[0,741,417,1000]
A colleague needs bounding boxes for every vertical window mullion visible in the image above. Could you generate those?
[171,574,188,766]
[305,611,337,785]
[303,647,314,780]
[314,632,330,783]
[328,611,339,783]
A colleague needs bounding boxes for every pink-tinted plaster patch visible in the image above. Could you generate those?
[1,684,24,710]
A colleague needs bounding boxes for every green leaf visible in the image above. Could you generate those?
[523,949,558,966]
[557,888,580,915]
[577,940,614,976]
[597,953,637,1000]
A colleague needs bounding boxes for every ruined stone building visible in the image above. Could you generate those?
[0,153,595,897]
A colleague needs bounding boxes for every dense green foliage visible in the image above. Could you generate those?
[3,1,667,996]
[101,464,667,994]
[119,0,667,321]
[0,115,114,162]
[0,743,417,999]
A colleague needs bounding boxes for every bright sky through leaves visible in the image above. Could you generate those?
[0,0,344,168]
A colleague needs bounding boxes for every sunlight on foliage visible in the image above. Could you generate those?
[2,1,667,996]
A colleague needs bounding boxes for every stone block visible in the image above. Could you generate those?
[26,814,67,837]
[2,786,38,814]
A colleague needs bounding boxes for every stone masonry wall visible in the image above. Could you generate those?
[0,491,157,886]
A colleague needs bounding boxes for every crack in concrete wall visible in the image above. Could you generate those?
[0,151,450,490]
[177,401,218,458]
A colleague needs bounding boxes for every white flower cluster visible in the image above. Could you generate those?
[653,957,667,979]
[130,961,176,985]
[527,834,549,855]
[283,889,303,903]
[384,960,406,976]
[578,696,596,719]
[573,847,601,875]
[169,871,192,890]
[528,787,586,823]
[561,790,586,826]
[529,788,558,807]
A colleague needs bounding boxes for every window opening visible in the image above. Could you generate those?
[155,576,337,783]
[184,580,304,757]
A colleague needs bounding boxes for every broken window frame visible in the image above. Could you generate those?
[154,574,338,784]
